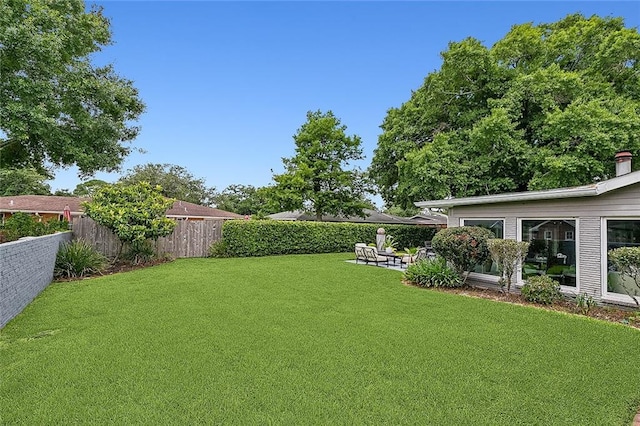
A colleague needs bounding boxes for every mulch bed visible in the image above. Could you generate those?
[404,281,640,330]
[101,258,173,275]
[54,258,174,283]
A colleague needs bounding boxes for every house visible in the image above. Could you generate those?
[268,208,446,227]
[0,195,243,223]
[0,196,87,223]
[165,200,242,220]
[415,151,640,307]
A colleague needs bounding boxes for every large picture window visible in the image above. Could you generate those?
[521,220,576,287]
[461,219,504,275]
[606,219,640,298]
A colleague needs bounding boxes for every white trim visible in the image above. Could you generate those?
[414,170,640,208]
[601,217,640,305]
[468,272,501,285]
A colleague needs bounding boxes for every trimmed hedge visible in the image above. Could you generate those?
[218,220,438,257]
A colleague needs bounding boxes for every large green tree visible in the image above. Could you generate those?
[211,184,276,216]
[271,110,371,221]
[0,168,51,196]
[119,163,216,206]
[72,179,110,197]
[0,0,145,176]
[371,14,640,208]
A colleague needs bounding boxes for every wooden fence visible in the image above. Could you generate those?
[72,217,223,258]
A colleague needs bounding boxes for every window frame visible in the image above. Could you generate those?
[517,218,580,293]
[460,218,505,281]
[601,217,640,305]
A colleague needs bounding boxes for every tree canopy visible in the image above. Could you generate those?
[72,179,110,197]
[118,163,216,206]
[0,168,51,196]
[0,0,145,176]
[370,14,640,208]
[211,184,276,216]
[270,110,371,221]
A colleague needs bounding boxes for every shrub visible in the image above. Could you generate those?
[218,220,436,257]
[431,226,494,284]
[403,257,462,288]
[521,275,562,305]
[124,240,156,265]
[608,246,640,306]
[575,293,597,315]
[208,240,230,258]
[82,182,176,261]
[55,240,108,279]
[487,239,530,292]
[0,212,69,242]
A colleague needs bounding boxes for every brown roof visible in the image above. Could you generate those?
[166,200,243,219]
[0,195,88,214]
[0,195,242,219]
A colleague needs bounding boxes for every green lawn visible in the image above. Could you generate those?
[1,253,639,424]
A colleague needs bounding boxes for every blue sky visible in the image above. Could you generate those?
[51,1,640,207]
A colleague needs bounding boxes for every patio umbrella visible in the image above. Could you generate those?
[63,205,72,222]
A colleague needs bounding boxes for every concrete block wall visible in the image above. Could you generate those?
[0,231,72,329]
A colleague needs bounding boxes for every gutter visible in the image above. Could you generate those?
[415,186,599,209]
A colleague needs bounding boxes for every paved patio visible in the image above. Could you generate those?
[345,259,405,272]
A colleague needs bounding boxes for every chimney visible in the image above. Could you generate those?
[615,151,632,177]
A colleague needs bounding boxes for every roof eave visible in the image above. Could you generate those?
[414,187,599,209]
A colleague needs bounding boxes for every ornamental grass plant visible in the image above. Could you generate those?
[54,239,108,279]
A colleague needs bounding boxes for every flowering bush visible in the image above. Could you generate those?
[431,226,494,284]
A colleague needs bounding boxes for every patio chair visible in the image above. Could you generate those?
[424,241,436,259]
[354,243,368,264]
[362,246,389,266]
[400,252,413,269]
[416,247,429,261]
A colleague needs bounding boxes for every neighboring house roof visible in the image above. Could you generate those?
[166,200,243,220]
[408,213,448,226]
[268,209,434,225]
[415,170,640,209]
[0,195,242,220]
[0,195,88,215]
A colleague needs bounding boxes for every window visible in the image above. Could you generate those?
[522,220,576,287]
[461,219,504,276]
[606,219,640,299]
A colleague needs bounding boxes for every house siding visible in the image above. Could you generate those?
[445,183,640,305]
[447,184,640,221]
[577,217,602,299]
